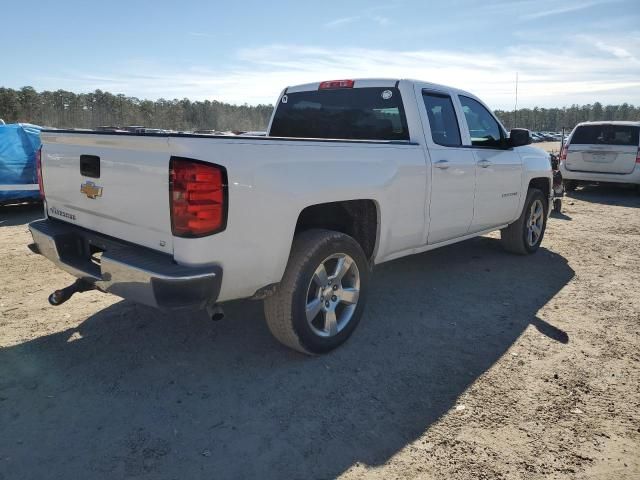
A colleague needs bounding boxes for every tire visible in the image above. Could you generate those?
[564,180,578,192]
[553,198,562,213]
[501,188,548,255]
[264,229,370,355]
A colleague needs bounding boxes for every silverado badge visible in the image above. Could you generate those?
[80,181,103,199]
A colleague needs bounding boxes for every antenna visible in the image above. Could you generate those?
[514,72,519,128]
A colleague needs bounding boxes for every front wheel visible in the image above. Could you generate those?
[264,229,370,355]
[501,188,548,255]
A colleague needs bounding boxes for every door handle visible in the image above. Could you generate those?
[434,160,449,169]
[477,159,492,168]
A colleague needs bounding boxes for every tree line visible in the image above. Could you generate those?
[1,86,639,132]
[0,87,273,132]
[495,103,639,132]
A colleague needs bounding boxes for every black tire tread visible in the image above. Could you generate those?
[501,188,546,255]
[264,229,364,355]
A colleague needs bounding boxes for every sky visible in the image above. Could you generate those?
[2,0,639,109]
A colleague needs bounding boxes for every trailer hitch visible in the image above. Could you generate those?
[48,279,95,306]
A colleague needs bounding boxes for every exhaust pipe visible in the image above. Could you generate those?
[48,279,95,306]
[206,303,225,322]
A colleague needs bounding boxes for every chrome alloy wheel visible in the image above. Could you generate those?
[305,253,360,338]
[526,199,544,247]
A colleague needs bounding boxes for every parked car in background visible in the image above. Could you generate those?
[560,121,640,191]
[0,123,41,205]
[238,131,267,136]
[121,125,145,133]
[530,132,543,142]
[193,130,238,136]
[29,78,552,354]
[141,128,174,134]
[95,126,127,132]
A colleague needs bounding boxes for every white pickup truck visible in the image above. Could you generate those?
[29,78,552,354]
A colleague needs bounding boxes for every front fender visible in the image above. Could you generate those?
[517,145,553,213]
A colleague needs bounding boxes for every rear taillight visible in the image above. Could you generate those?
[36,147,44,199]
[559,144,568,163]
[318,79,354,89]
[636,148,640,164]
[169,157,227,237]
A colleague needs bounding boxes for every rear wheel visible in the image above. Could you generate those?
[501,188,548,255]
[264,229,370,355]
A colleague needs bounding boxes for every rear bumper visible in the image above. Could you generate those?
[560,164,640,184]
[28,219,222,309]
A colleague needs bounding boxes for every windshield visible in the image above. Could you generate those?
[269,87,409,141]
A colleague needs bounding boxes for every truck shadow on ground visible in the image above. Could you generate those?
[0,236,573,479]
[566,184,640,208]
[0,202,43,227]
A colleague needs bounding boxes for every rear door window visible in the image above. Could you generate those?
[422,92,461,147]
[571,124,640,146]
[269,87,409,141]
[459,95,504,148]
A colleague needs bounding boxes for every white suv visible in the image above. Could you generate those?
[560,121,640,191]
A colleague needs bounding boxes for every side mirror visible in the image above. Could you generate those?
[509,128,532,147]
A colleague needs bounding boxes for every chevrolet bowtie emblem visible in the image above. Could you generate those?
[80,181,103,199]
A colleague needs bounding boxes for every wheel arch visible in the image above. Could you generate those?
[293,199,380,262]
[528,177,552,207]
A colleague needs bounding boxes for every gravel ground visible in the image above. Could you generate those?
[0,185,638,480]
[535,141,562,153]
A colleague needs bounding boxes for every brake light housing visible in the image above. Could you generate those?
[36,147,44,199]
[636,147,640,164]
[318,79,355,90]
[169,157,227,238]
[559,144,568,163]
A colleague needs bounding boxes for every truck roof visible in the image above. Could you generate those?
[285,78,475,98]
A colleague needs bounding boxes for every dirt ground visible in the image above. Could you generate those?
[1,185,639,480]
[535,141,562,154]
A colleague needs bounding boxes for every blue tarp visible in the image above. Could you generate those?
[0,123,42,203]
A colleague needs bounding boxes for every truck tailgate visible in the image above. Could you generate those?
[41,132,173,254]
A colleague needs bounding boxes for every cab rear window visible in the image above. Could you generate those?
[571,124,640,146]
[269,87,409,141]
